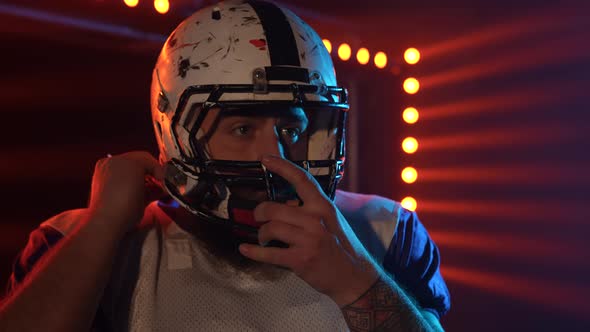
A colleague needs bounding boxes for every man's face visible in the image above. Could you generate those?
[176,106,309,277]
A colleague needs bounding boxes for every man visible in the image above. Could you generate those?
[0,1,450,331]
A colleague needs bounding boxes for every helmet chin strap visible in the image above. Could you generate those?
[227,195,259,239]
[227,191,292,249]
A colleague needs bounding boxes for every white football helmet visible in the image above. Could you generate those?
[150,0,349,241]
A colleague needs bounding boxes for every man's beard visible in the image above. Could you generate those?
[170,204,289,282]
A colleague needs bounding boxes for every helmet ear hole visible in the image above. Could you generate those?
[155,121,163,140]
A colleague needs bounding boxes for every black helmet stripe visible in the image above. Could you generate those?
[247,0,301,67]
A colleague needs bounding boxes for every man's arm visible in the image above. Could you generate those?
[340,276,442,332]
[0,151,165,332]
[339,202,450,331]
[0,211,128,332]
[422,310,444,331]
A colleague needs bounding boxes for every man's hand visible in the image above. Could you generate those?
[0,151,167,332]
[238,155,380,306]
[87,151,166,232]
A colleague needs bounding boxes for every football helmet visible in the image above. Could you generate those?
[150,0,349,241]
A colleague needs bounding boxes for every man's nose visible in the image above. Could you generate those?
[256,125,285,160]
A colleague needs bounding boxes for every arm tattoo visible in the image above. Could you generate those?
[340,277,430,332]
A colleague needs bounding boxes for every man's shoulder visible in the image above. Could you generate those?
[334,190,403,262]
[334,190,402,222]
[39,208,88,236]
[40,203,165,237]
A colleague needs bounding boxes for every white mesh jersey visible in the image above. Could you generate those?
[41,190,401,332]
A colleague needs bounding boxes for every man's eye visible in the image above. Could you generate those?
[281,127,301,143]
[232,125,251,136]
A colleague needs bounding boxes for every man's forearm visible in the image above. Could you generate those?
[0,211,127,332]
[340,276,435,332]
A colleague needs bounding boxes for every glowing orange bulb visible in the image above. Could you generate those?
[402,137,419,154]
[402,167,418,184]
[124,0,139,7]
[154,0,169,14]
[338,43,352,61]
[403,107,419,124]
[356,48,370,65]
[403,77,420,94]
[322,39,332,54]
[374,51,387,69]
[404,48,421,65]
[401,197,417,211]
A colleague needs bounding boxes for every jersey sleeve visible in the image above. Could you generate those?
[382,208,451,319]
[4,224,110,331]
[5,225,64,296]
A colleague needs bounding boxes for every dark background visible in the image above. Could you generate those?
[0,0,589,331]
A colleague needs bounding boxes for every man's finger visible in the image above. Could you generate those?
[254,201,325,235]
[238,243,294,268]
[145,175,168,204]
[261,155,327,206]
[117,151,165,180]
[258,221,308,247]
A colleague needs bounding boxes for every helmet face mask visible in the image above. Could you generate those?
[151,1,349,239]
